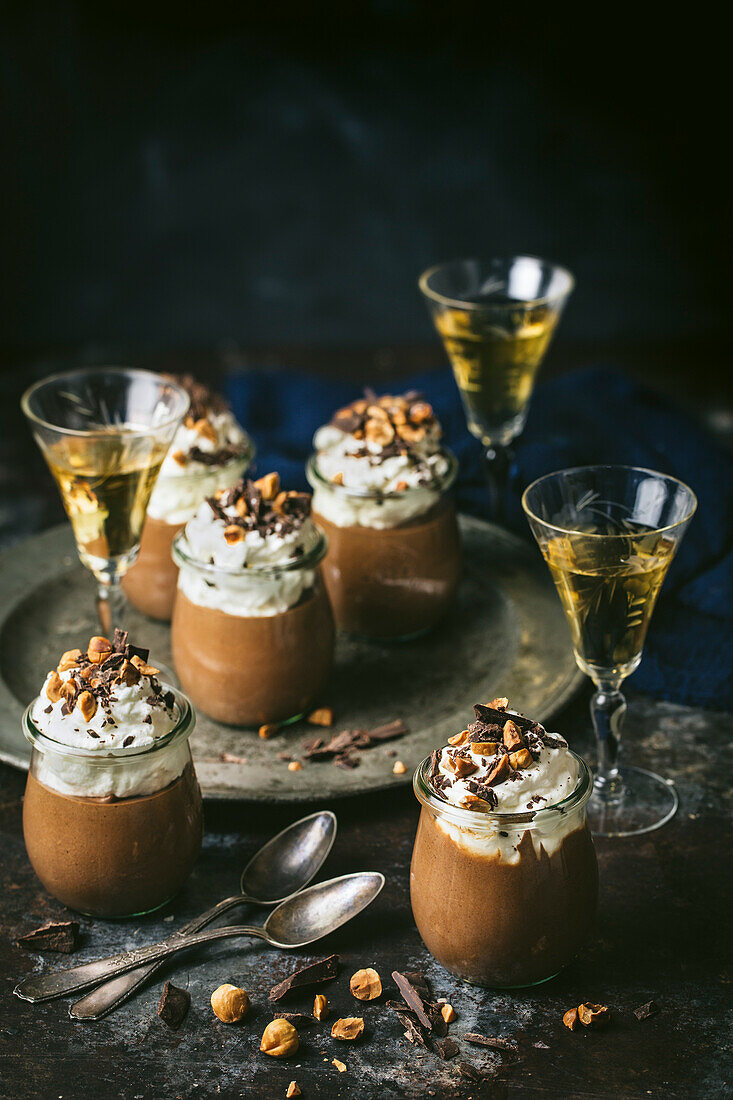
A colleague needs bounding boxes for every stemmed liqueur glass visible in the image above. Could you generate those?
[22,368,189,630]
[522,465,697,838]
[419,256,574,522]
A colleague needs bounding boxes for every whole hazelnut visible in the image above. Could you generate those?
[211,983,250,1023]
[260,1018,299,1058]
[349,968,382,1001]
[87,636,112,664]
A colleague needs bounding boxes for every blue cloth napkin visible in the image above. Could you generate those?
[226,366,733,709]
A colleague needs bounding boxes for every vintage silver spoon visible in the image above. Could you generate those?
[15,871,384,1005]
[68,809,337,1020]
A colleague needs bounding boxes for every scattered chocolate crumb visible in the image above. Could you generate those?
[277,753,293,762]
[458,1061,483,1081]
[272,1012,315,1028]
[634,1000,659,1021]
[269,954,339,1002]
[463,1033,517,1052]
[157,981,190,1029]
[436,1037,460,1060]
[122,735,134,747]
[43,705,53,714]
[17,921,80,954]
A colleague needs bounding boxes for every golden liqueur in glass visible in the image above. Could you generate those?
[540,524,677,682]
[47,434,169,574]
[434,302,559,447]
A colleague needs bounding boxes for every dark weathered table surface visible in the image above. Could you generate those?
[0,345,731,1099]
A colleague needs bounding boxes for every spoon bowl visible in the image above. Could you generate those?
[241,810,337,904]
[264,871,386,948]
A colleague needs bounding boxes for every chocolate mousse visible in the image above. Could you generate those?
[410,698,597,987]
[22,630,202,918]
[307,392,460,639]
[123,375,253,621]
[171,472,334,726]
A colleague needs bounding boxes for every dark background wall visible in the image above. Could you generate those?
[1,3,730,373]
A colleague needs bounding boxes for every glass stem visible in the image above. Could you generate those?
[97,577,126,634]
[483,443,513,525]
[590,681,626,794]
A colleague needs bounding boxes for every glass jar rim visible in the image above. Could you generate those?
[305,447,458,501]
[172,523,328,579]
[521,464,698,539]
[21,367,190,439]
[23,685,195,764]
[413,749,593,828]
[155,436,255,485]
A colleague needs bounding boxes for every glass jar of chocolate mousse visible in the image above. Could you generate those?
[410,704,598,988]
[306,393,460,641]
[22,637,202,919]
[171,474,334,727]
[123,376,254,622]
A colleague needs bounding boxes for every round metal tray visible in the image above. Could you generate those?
[0,517,582,801]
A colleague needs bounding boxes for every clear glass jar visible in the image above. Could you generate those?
[22,690,202,918]
[410,752,597,987]
[124,447,254,621]
[171,527,334,726]
[306,449,461,640]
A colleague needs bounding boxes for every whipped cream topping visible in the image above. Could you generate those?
[148,375,252,524]
[29,631,188,799]
[309,392,452,529]
[428,698,582,862]
[177,473,319,616]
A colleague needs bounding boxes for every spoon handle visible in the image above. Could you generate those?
[68,894,248,1020]
[14,923,266,1005]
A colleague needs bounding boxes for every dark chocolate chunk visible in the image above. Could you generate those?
[473,704,535,731]
[157,981,190,1029]
[364,719,408,742]
[43,704,53,714]
[17,921,80,954]
[269,954,339,1001]
[392,971,434,1031]
[634,1000,659,1021]
[402,971,431,1002]
[436,1037,460,1060]
[458,1062,483,1081]
[463,1032,517,1052]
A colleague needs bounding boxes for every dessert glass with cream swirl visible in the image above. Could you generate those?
[410,698,597,988]
[23,631,202,918]
[123,375,254,621]
[172,473,334,727]
[306,392,460,640]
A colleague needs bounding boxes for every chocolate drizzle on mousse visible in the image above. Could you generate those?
[428,697,560,809]
[45,630,174,736]
[327,391,445,487]
[207,473,311,542]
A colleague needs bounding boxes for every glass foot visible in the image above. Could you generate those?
[587,764,679,838]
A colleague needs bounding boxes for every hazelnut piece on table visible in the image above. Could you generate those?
[578,1003,610,1028]
[286,1084,301,1098]
[307,707,334,727]
[211,983,250,1023]
[332,1059,347,1073]
[313,994,329,1021]
[331,1017,364,1041]
[563,1007,580,1031]
[350,968,382,1001]
[392,760,407,775]
[260,1018,299,1057]
[441,1003,456,1024]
